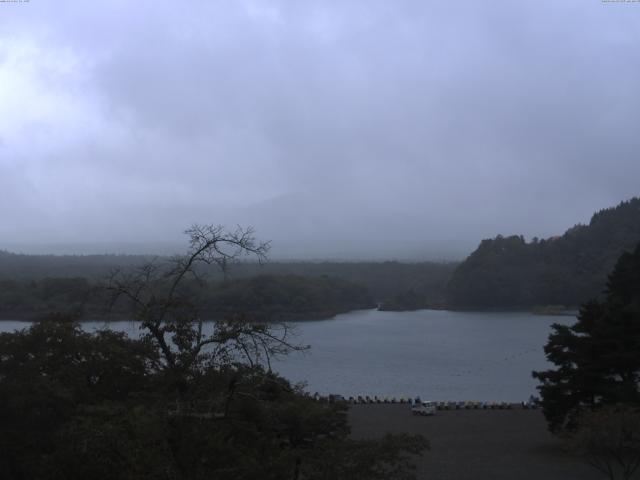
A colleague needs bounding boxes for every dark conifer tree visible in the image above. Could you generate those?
[533,243,640,433]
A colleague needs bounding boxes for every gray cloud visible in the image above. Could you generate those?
[1,0,639,259]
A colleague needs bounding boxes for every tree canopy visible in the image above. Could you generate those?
[532,242,640,433]
[448,197,640,308]
[0,225,427,479]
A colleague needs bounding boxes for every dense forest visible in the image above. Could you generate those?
[0,318,427,479]
[0,274,374,321]
[0,225,430,479]
[2,197,639,317]
[0,250,152,280]
[229,261,456,308]
[0,253,455,320]
[447,198,640,309]
[202,274,373,320]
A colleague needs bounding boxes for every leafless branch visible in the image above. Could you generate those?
[102,224,301,383]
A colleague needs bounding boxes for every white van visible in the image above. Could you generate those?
[411,401,436,416]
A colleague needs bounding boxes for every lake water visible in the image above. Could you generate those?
[0,309,573,402]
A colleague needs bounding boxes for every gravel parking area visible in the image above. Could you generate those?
[349,404,605,480]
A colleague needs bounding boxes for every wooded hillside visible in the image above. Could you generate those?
[447,198,640,308]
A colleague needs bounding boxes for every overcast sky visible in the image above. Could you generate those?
[1,0,639,259]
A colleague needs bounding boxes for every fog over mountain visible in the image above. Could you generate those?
[1,1,639,259]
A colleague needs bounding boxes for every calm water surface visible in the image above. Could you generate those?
[1,309,573,402]
[273,309,573,402]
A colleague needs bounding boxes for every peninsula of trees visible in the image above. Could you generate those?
[0,254,453,321]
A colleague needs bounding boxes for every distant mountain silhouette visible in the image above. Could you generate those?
[447,197,640,308]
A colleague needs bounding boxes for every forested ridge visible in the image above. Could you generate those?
[0,274,374,321]
[3,198,638,316]
[202,274,373,320]
[0,253,454,320]
[447,198,640,309]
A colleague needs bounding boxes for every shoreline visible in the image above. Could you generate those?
[0,305,579,322]
[380,305,579,316]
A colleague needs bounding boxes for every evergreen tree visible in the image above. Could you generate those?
[533,243,640,433]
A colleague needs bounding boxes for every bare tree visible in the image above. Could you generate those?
[106,224,306,388]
